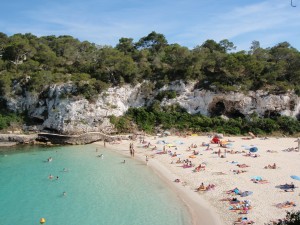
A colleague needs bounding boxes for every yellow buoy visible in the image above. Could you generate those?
[40,218,46,224]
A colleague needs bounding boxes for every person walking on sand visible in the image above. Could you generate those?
[146,155,149,165]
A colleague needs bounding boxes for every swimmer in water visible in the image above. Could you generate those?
[63,168,68,172]
[63,191,67,196]
[48,174,53,179]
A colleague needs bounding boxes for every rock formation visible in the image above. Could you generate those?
[3,80,300,134]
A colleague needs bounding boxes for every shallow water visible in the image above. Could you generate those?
[0,145,192,225]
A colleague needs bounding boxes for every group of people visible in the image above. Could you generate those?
[129,143,135,157]
[264,163,277,169]
[196,182,216,192]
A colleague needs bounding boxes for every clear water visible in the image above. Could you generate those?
[0,145,192,225]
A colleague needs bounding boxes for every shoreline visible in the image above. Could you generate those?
[95,139,223,225]
[96,134,300,225]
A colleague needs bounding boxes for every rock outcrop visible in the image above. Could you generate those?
[3,80,300,134]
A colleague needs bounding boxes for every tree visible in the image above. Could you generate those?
[135,31,168,53]
[2,34,34,65]
[116,37,136,55]
[0,32,8,57]
[249,40,260,55]
[219,39,236,53]
[201,39,223,53]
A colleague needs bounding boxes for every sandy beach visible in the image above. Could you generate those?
[96,134,300,225]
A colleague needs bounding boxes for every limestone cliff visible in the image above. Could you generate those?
[4,80,300,134]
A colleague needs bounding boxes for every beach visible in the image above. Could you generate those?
[97,134,300,225]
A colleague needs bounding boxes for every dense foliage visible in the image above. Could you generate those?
[266,211,300,225]
[1,31,300,99]
[1,31,300,132]
[110,106,300,135]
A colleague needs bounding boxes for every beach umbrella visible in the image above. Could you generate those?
[291,175,300,181]
[249,147,258,153]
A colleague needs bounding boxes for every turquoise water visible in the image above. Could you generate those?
[0,145,192,225]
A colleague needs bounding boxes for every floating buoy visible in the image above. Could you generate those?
[40,218,46,224]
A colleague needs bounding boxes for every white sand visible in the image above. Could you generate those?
[96,135,300,225]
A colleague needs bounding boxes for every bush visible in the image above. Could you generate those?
[266,210,300,225]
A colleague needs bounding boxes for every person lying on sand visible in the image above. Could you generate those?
[194,164,206,172]
[206,184,216,191]
[231,169,247,174]
[237,164,249,168]
[251,178,269,184]
[276,201,296,208]
[234,217,254,224]
[267,150,278,153]
[227,187,241,195]
[264,163,277,169]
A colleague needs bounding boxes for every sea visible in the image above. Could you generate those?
[0,144,192,225]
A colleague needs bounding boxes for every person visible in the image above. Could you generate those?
[123,160,126,164]
[63,168,68,172]
[56,176,59,180]
[146,156,149,165]
[197,182,205,191]
[47,157,53,162]
[48,174,53,179]
[63,191,67,196]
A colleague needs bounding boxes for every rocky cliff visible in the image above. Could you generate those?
[4,80,300,134]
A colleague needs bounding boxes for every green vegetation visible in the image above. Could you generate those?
[1,31,300,132]
[0,32,300,101]
[266,210,300,225]
[110,106,300,135]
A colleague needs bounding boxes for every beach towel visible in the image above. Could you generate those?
[251,176,262,181]
[291,175,300,181]
[240,191,253,197]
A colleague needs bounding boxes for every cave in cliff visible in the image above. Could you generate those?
[264,110,281,119]
[209,101,245,118]
[226,109,245,118]
[209,101,225,117]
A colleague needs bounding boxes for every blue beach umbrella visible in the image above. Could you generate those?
[249,147,258,153]
[291,175,300,181]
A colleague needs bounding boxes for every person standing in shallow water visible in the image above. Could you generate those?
[129,143,132,156]
[132,146,135,157]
